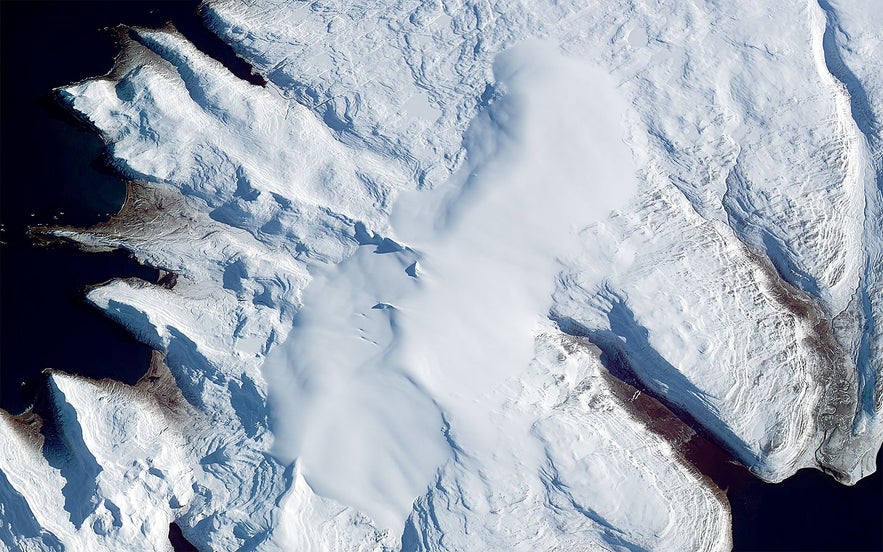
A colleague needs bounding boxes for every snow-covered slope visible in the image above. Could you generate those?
[2,0,881,549]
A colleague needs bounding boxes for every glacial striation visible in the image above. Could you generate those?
[2,0,881,550]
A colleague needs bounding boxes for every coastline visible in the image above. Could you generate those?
[0,1,879,550]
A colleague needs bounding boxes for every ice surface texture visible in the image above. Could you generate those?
[1,0,881,550]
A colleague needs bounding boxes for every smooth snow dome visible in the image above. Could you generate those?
[263,40,638,530]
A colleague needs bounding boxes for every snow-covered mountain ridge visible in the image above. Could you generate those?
[2,0,881,549]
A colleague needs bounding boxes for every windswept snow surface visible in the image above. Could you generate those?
[1,0,882,549]
[263,41,639,529]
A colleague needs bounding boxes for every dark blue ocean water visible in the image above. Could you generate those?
[0,2,879,550]
[0,1,170,416]
[0,0,261,417]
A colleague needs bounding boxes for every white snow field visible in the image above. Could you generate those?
[1,0,881,550]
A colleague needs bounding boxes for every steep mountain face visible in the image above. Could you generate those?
[1,0,880,550]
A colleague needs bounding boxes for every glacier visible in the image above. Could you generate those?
[1,0,881,550]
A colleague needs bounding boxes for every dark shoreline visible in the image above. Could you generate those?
[0,1,198,416]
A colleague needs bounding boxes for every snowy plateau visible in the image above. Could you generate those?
[2,0,883,550]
